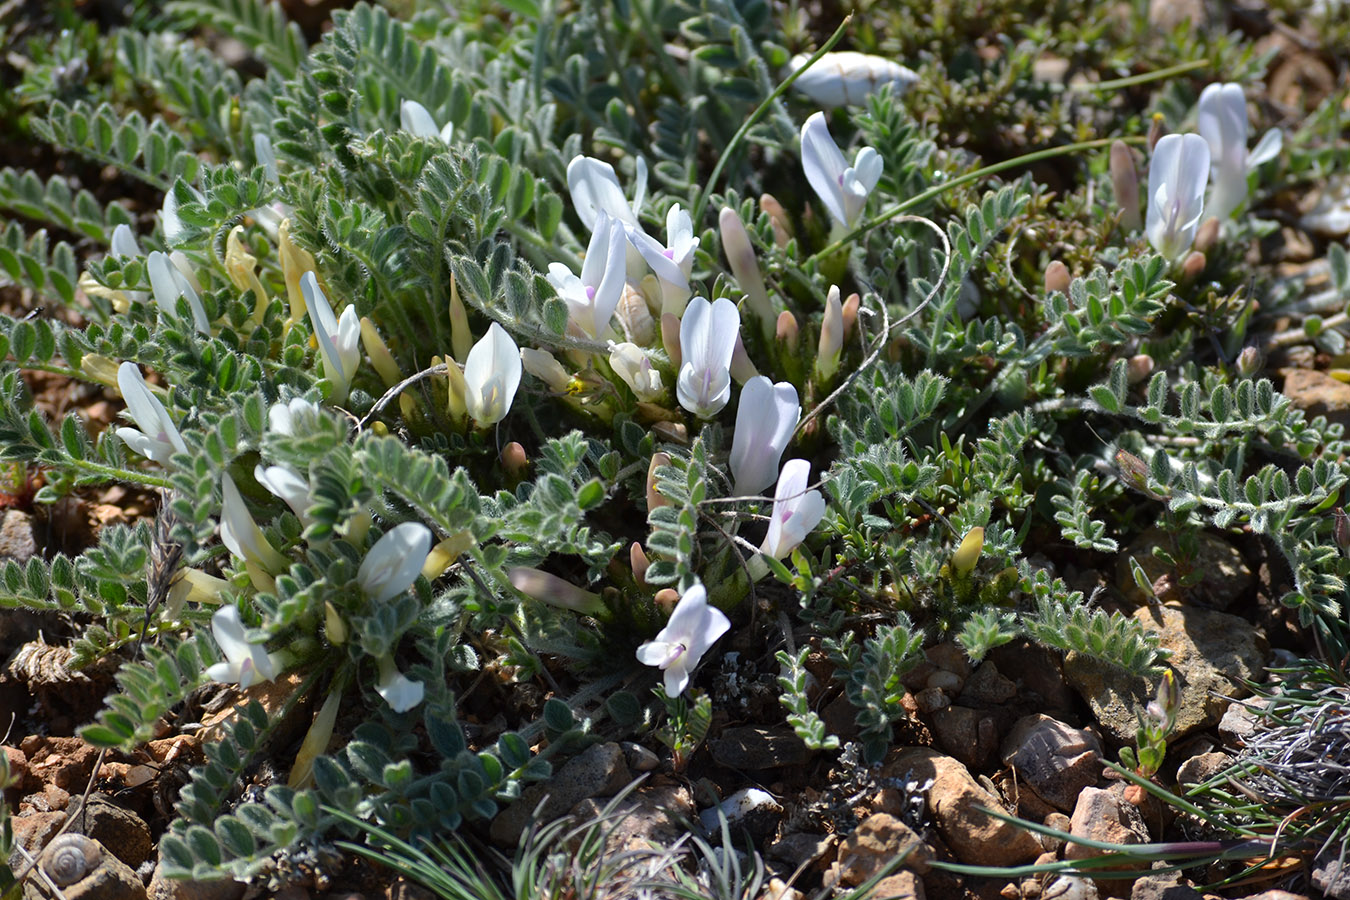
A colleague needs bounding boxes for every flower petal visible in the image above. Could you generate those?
[567,156,637,231]
[358,521,433,603]
[800,112,849,227]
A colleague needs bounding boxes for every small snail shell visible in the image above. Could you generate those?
[41,834,102,887]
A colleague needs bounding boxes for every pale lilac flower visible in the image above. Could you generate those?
[788,51,918,108]
[116,362,187,466]
[566,155,646,231]
[268,397,323,436]
[626,204,699,314]
[399,99,455,144]
[509,566,606,615]
[255,464,312,527]
[300,272,362,404]
[676,297,740,419]
[463,322,522,426]
[1197,83,1282,223]
[609,341,664,402]
[801,112,883,229]
[147,250,211,335]
[221,473,289,574]
[719,207,773,340]
[635,582,730,696]
[729,377,800,496]
[205,605,278,689]
[546,211,628,337]
[357,522,432,603]
[760,459,827,559]
[1146,133,1211,262]
[376,654,424,712]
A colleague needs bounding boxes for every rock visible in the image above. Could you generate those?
[4,745,29,795]
[9,810,66,871]
[23,834,146,900]
[567,782,694,857]
[1065,787,1151,891]
[1000,715,1102,813]
[884,748,1041,866]
[958,662,1018,707]
[988,642,1077,718]
[926,643,972,683]
[621,741,659,772]
[1148,0,1206,29]
[766,832,834,871]
[837,813,933,884]
[1040,812,1071,854]
[1042,875,1098,900]
[1116,529,1252,610]
[931,706,997,770]
[759,878,804,900]
[489,742,631,845]
[1175,751,1230,788]
[147,859,245,900]
[1282,369,1350,430]
[20,737,102,792]
[868,870,926,900]
[1130,873,1203,900]
[709,726,808,770]
[1314,852,1350,900]
[913,687,950,714]
[0,509,39,562]
[925,670,962,693]
[1218,700,1261,745]
[64,793,153,869]
[1064,604,1267,742]
[698,787,782,842]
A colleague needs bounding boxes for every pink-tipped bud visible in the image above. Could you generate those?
[647,452,671,513]
[1044,260,1071,295]
[630,541,650,586]
[730,331,758,384]
[1193,216,1220,253]
[1236,346,1263,378]
[501,441,527,481]
[1127,354,1154,384]
[817,285,843,382]
[1147,114,1166,153]
[1181,250,1207,281]
[776,311,799,349]
[651,421,688,444]
[508,566,605,616]
[760,193,792,248]
[654,587,679,614]
[1110,141,1142,232]
[1334,508,1350,555]
[661,313,682,370]
[841,292,860,341]
[720,207,774,341]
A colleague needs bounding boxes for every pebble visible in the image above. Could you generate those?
[958,662,1018,706]
[1000,714,1102,813]
[930,706,997,770]
[65,793,154,869]
[709,726,808,770]
[620,741,659,772]
[489,742,630,845]
[836,812,933,884]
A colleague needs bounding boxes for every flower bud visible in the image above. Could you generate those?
[1334,508,1350,556]
[647,452,671,512]
[652,421,688,444]
[501,441,528,481]
[360,317,403,388]
[1043,260,1071,295]
[841,292,860,341]
[1147,113,1166,152]
[422,531,476,579]
[278,219,318,326]
[653,587,679,615]
[759,193,792,248]
[787,51,918,108]
[1181,250,1207,281]
[661,312,682,370]
[816,285,843,381]
[630,541,650,586]
[1110,141,1141,232]
[1193,216,1220,253]
[444,357,467,422]
[324,600,348,645]
[521,348,572,392]
[730,331,759,385]
[720,207,774,341]
[449,273,472,364]
[1127,354,1154,384]
[80,353,120,388]
[509,566,606,616]
[951,526,984,577]
[776,311,798,349]
[1236,346,1263,378]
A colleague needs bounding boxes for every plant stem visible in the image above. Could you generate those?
[1075,59,1209,93]
[689,15,852,227]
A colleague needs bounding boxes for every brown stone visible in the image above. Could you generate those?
[1282,368,1350,429]
[1000,715,1102,813]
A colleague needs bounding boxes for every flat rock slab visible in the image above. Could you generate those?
[1065,604,1267,742]
[709,725,809,770]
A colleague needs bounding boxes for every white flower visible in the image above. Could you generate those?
[205,605,278,690]
[609,341,664,402]
[788,51,918,108]
[1197,83,1281,223]
[400,99,455,144]
[268,397,322,436]
[729,376,800,496]
[110,224,142,258]
[147,250,211,335]
[626,204,700,314]
[300,272,362,403]
[760,459,826,559]
[255,464,312,526]
[357,521,432,603]
[676,297,740,419]
[116,362,187,466]
[376,654,424,713]
[253,133,279,183]
[221,473,289,573]
[635,582,730,696]
[801,112,883,229]
[520,348,572,392]
[566,155,646,231]
[1146,133,1211,262]
[546,211,628,337]
[160,182,205,247]
[463,322,523,426]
